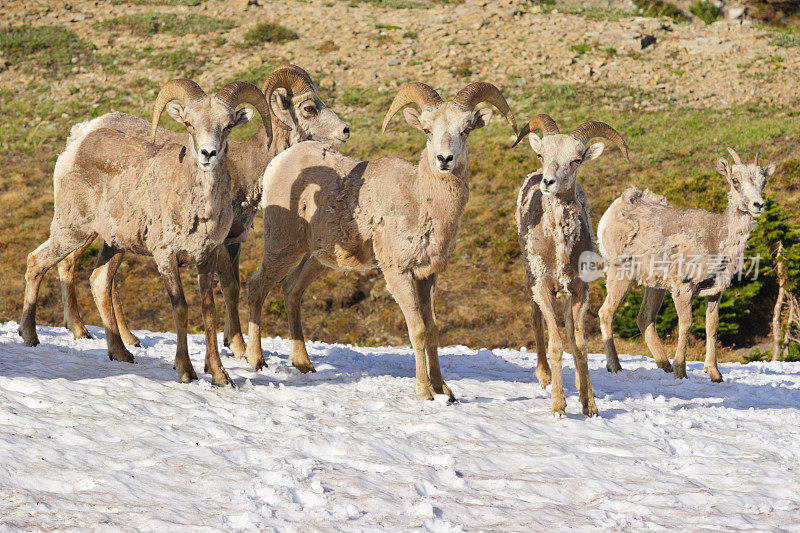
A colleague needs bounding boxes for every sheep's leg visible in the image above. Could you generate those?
[198,258,232,387]
[246,252,304,371]
[598,275,632,373]
[704,293,723,383]
[111,275,140,347]
[671,288,693,380]
[20,232,95,347]
[638,286,671,372]
[570,293,598,417]
[89,244,133,363]
[217,244,246,359]
[57,235,95,340]
[282,254,327,374]
[156,253,197,383]
[220,242,245,356]
[383,267,435,401]
[415,274,454,401]
[531,301,550,388]
[536,289,566,416]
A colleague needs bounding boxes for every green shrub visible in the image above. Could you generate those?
[109,0,203,5]
[243,22,299,45]
[690,1,720,24]
[633,0,688,22]
[0,25,95,73]
[97,13,235,36]
[571,43,591,55]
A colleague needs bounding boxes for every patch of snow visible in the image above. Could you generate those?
[1,322,799,530]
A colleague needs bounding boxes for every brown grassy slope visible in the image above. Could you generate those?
[1,0,799,363]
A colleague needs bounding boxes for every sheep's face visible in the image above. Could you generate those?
[166,97,253,172]
[527,133,604,197]
[404,103,493,175]
[272,88,350,146]
[716,157,776,217]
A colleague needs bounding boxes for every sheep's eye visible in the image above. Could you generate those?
[571,159,582,166]
[461,128,471,136]
[423,128,431,135]
[183,121,191,128]
[303,105,315,114]
[731,178,739,185]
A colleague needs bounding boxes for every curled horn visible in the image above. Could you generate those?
[381,82,443,134]
[150,79,207,143]
[570,121,631,163]
[261,63,317,131]
[451,81,517,134]
[215,81,273,147]
[727,147,742,165]
[512,113,560,148]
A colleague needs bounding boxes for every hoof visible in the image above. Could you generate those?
[673,364,688,380]
[535,367,552,389]
[551,397,567,417]
[435,381,456,402]
[211,371,235,388]
[122,336,141,347]
[228,336,247,359]
[19,326,40,347]
[582,398,599,417]
[108,348,135,364]
[66,323,93,340]
[415,381,436,401]
[606,361,623,373]
[292,359,317,374]
[178,369,199,383]
[704,366,723,383]
[656,360,673,373]
[245,351,267,371]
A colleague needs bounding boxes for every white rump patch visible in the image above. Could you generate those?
[53,116,109,200]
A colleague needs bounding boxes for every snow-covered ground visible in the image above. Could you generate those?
[1,321,799,531]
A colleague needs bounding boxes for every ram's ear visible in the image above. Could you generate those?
[528,133,542,154]
[471,108,493,130]
[716,157,731,177]
[403,107,423,131]
[582,142,604,162]
[270,87,293,125]
[763,162,777,180]
[165,101,185,124]
[233,107,254,128]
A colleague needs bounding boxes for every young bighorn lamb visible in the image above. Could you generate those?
[19,79,271,385]
[246,81,517,399]
[514,114,630,416]
[598,148,775,382]
[55,65,349,363]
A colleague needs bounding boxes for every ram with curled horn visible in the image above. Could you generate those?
[513,113,632,416]
[53,65,350,366]
[245,81,517,399]
[19,79,272,386]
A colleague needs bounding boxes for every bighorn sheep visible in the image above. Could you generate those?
[245,81,517,399]
[19,79,271,385]
[55,65,349,365]
[598,148,775,382]
[514,114,630,416]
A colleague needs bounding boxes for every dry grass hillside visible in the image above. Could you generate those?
[1,0,798,362]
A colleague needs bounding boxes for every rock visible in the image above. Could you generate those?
[387,58,399,66]
[726,6,746,20]
[640,34,656,49]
